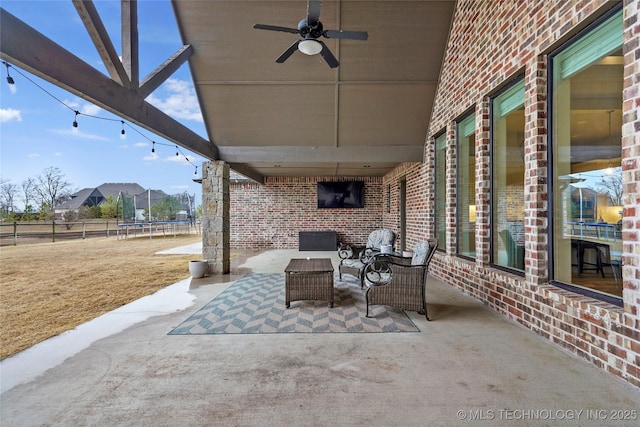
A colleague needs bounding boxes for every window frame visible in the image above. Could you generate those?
[489,76,526,275]
[434,131,447,252]
[456,111,476,260]
[547,6,623,307]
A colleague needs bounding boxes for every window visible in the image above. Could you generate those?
[457,113,476,258]
[435,133,447,251]
[491,79,525,271]
[551,9,623,300]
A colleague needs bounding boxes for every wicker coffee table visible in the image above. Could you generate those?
[285,258,335,308]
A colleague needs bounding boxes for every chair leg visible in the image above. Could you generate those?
[418,305,430,321]
[422,281,430,320]
[365,292,371,317]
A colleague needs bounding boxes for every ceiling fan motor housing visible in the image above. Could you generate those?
[298,19,324,38]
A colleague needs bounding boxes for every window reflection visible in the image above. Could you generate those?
[457,114,475,258]
[435,133,446,251]
[492,79,525,271]
[552,10,623,298]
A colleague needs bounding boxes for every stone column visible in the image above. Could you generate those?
[201,161,230,274]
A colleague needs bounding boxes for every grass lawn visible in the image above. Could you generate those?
[0,234,202,359]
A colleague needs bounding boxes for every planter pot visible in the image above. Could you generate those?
[189,260,208,278]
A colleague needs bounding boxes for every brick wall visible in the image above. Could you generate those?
[383,162,430,251]
[382,0,640,388]
[621,0,640,317]
[223,0,640,389]
[230,176,383,249]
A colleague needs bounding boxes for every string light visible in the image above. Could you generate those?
[4,61,14,85]
[2,60,202,175]
[194,165,198,175]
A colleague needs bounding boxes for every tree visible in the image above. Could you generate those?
[22,204,36,221]
[148,195,182,221]
[101,195,118,219]
[596,167,623,206]
[0,180,18,217]
[21,178,36,216]
[35,167,73,213]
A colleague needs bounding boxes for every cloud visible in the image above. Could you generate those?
[63,99,102,116]
[166,153,192,165]
[0,108,22,123]
[28,153,41,158]
[134,142,148,148]
[81,104,102,116]
[147,78,203,122]
[49,127,110,141]
[143,152,159,161]
[143,151,196,166]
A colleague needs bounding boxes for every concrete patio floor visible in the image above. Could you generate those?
[1,246,639,426]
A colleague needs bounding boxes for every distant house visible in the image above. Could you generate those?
[54,183,177,221]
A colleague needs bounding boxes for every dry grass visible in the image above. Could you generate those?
[0,234,202,359]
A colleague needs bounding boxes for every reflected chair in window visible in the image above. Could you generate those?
[338,228,396,287]
[363,239,438,320]
[596,243,620,281]
[572,239,605,278]
[499,227,524,270]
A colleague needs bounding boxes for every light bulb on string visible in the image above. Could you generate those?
[1,61,200,183]
[4,62,15,90]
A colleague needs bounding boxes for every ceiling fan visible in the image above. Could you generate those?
[253,0,368,68]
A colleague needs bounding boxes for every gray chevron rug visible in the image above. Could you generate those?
[169,273,419,334]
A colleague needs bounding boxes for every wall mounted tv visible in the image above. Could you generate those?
[317,181,365,209]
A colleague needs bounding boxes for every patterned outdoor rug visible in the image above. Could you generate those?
[169,273,419,334]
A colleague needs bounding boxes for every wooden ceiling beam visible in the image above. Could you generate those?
[0,8,218,160]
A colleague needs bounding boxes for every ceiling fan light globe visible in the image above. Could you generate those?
[298,39,322,55]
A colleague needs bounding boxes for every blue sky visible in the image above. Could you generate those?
[0,0,207,209]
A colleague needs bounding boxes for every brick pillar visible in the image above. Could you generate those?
[476,98,491,267]
[524,55,549,286]
[622,0,639,317]
[201,161,230,274]
[446,123,457,256]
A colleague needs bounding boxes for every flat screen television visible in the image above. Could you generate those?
[317,181,365,209]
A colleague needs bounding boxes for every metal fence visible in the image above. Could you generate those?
[0,220,201,246]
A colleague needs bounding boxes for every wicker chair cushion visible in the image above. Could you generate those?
[367,229,396,249]
[342,258,365,269]
[411,241,430,265]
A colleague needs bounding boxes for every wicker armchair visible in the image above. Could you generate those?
[363,239,437,320]
[338,228,397,287]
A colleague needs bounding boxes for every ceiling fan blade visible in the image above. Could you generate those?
[275,41,301,63]
[254,24,300,35]
[307,0,322,24]
[324,29,369,40]
[318,41,339,68]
